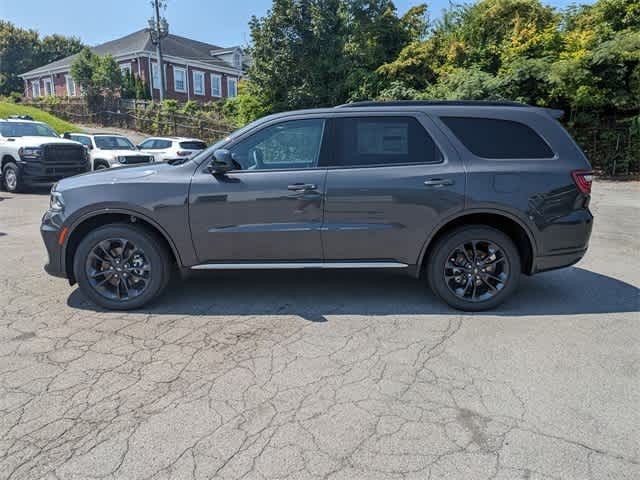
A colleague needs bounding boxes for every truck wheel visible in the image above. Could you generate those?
[2,162,23,193]
[427,226,521,311]
[73,224,172,310]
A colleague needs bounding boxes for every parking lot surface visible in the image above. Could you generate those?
[0,181,638,480]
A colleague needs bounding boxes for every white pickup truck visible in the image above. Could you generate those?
[0,117,89,193]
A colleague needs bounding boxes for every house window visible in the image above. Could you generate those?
[32,80,41,98]
[193,71,205,96]
[120,63,132,76]
[65,75,76,96]
[233,52,242,68]
[173,67,186,93]
[227,77,238,98]
[43,78,54,96]
[211,74,222,97]
[151,63,160,89]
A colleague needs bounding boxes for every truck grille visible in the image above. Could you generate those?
[43,144,86,165]
[120,155,152,165]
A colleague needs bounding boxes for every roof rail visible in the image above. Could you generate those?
[335,100,529,108]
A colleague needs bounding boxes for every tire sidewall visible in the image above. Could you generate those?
[3,162,21,193]
[427,226,521,311]
[73,224,169,310]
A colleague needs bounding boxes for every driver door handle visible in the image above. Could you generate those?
[288,183,317,191]
[424,178,454,187]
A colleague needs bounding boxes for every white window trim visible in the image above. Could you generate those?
[32,80,41,98]
[211,74,222,98]
[192,70,205,96]
[43,78,54,96]
[173,66,187,93]
[227,77,238,98]
[65,75,76,96]
[119,62,132,75]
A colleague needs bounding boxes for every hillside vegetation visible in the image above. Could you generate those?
[0,102,82,134]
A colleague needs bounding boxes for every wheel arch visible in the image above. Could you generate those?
[63,209,182,284]
[1,154,18,168]
[417,209,537,276]
[93,158,110,169]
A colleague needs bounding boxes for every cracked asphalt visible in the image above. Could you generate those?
[0,181,638,480]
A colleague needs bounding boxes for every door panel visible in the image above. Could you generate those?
[189,118,328,263]
[189,170,326,262]
[321,114,466,265]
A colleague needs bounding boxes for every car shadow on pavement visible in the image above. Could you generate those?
[67,266,639,320]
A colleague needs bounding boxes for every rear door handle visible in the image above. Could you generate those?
[424,178,454,187]
[288,183,317,191]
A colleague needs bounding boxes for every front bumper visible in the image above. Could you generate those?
[19,160,90,186]
[41,210,67,279]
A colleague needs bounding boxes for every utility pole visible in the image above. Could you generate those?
[148,0,169,101]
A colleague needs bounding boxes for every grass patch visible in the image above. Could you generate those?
[0,102,83,134]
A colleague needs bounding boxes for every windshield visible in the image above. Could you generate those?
[0,122,58,138]
[94,136,135,150]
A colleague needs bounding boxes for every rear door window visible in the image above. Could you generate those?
[325,116,443,167]
[179,141,207,150]
[440,117,554,159]
[154,139,172,149]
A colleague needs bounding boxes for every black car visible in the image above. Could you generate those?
[41,101,593,311]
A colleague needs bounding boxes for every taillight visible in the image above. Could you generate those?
[177,150,190,157]
[572,170,593,195]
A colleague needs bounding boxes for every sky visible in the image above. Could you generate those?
[1,0,593,48]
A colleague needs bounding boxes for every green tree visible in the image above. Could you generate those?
[0,21,83,96]
[70,48,122,107]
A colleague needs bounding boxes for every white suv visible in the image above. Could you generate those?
[137,137,207,163]
[1,118,89,192]
[64,133,153,170]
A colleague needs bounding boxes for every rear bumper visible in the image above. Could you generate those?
[532,248,587,274]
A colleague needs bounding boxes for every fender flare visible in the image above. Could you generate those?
[415,207,539,271]
[62,207,184,272]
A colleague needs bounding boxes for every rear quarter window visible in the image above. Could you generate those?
[441,117,554,159]
[179,141,207,150]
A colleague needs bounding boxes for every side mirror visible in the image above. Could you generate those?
[209,149,234,174]
[62,132,71,139]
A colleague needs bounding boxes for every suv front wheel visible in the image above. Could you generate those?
[73,224,171,310]
[427,226,521,311]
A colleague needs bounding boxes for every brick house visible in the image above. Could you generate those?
[19,29,246,102]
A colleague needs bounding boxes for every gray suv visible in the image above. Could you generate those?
[40,101,594,311]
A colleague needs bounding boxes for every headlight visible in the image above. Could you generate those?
[49,191,65,212]
[19,147,42,159]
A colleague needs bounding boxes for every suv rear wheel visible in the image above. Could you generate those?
[73,224,171,310]
[427,226,521,311]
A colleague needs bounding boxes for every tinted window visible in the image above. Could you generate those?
[94,136,135,150]
[0,122,57,138]
[230,119,325,170]
[441,117,554,159]
[139,139,156,149]
[72,135,92,147]
[154,140,172,149]
[179,141,207,150]
[329,117,442,167]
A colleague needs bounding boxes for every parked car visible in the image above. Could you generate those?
[0,118,89,193]
[41,101,593,311]
[63,133,154,170]
[137,137,207,163]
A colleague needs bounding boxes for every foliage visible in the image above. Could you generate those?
[0,21,83,96]
[70,49,122,107]
[0,101,82,133]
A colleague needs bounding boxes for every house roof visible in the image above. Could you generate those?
[21,29,244,77]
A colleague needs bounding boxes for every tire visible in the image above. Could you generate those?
[2,162,23,193]
[73,224,172,310]
[94,161,109,170]
[426,225,521,311]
